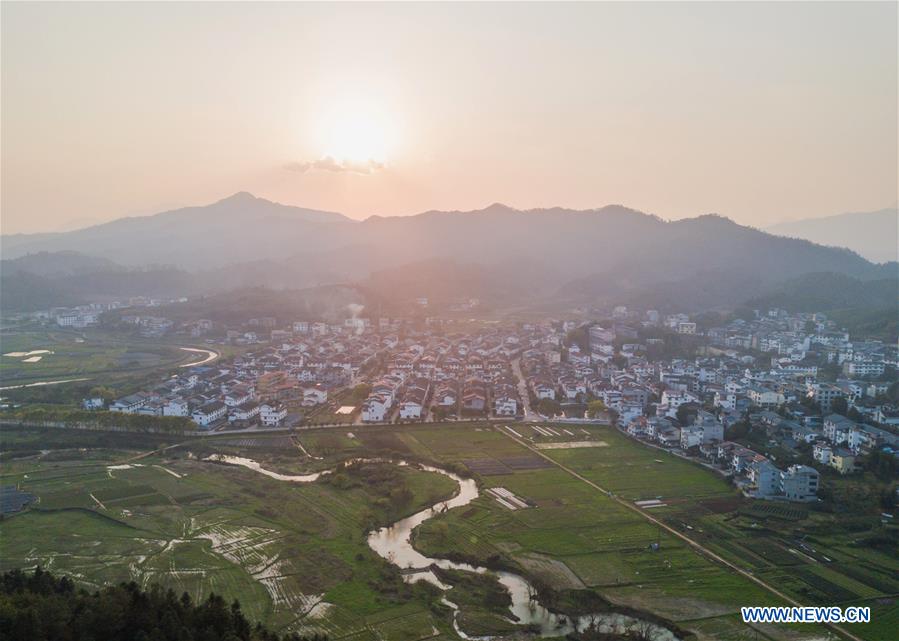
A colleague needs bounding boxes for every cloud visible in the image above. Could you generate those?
[285,156,385,175]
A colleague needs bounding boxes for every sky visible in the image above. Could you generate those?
[2,1,896,234]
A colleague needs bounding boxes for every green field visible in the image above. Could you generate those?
[0,327,220,394]
[0,432,459,638]
[1,422,893,640]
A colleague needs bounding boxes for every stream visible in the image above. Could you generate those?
[204,454,679,641]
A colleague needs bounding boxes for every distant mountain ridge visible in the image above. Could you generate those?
[1,250,120,277]
[1,193,894,313]
[1,193,350,269]
[767,207,897,263]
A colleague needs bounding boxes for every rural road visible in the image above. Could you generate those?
[497,426,865,641]
[511,358,539,421]
[177,346,219,368]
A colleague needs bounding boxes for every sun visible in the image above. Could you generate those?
[320,103,396,165]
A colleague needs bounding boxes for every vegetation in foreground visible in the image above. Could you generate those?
[0,567,323,641]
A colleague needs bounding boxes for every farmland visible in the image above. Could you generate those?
[520,424,898,641]
[0,327,221,400]
[1,421,894,641]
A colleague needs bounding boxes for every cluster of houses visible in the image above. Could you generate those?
[360,329,523,422]
[88,319,530,428]
[75,305,897,466]
[87,324,397,428]
[514,308,895,431]
[99,373,288,429]
[624,414,822,502]
[507,307,896,503]
[20,297,188,330]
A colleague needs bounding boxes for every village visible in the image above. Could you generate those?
[61,303,898,507]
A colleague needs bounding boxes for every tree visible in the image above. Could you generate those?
[865,449,899,482]
[536,398,561,417]
[879,485,897,511]
[675,402,699,426]
[887,381,899,404]
[88,386,116,402]
[348,383,371,404]
[586,400,607,418]
[0,567,319,641]
[565,326,590,352]
[727,419,751,441]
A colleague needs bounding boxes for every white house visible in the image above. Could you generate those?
[109,393,149,414]
[680,426,703,450]
[399,400,423,420]
[813,442,833,465]
[780,465,819,502]
[809,383,844,413]
[303,385,328,407]
[660,389,697,418]
[229,401,260,423]
[224,386,254,408]
[163,398,190,417]
[362,396,390,422]
[192,401,227,428]
[494,397,518,416]
[676,322,697,335]
[434,384,457,407]
[750,461,781,499]
[533,382,556,400]
[748,386,784,409]
[260,403,287,427]
[618,402,644,424]
[823,414,855,445]
[81,397,105,410]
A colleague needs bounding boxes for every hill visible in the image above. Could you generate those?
[1,194,892,313]
[0,193,351,269]
[745,271,898,312]
[767,208,898,263]
[1,267,197,312]
[0,251,120,277]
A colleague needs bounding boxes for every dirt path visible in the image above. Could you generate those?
[89,493,107,510]
[497,427,863,641]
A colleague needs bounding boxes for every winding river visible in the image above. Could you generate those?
[204,454,679,641]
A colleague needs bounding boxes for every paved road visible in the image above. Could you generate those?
[177,346,220,368]
[496,426,864,641]
[511,358,540,422]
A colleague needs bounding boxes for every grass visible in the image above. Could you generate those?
[2,421,889,641]
[0,436,458,635]
[0,326,222,403]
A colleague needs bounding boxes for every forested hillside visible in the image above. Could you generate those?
[0,568,324,641]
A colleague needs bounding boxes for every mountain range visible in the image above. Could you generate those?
[1,193,895,314]
[767,207,897,263]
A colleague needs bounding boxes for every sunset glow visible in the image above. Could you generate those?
[314,98,397,167]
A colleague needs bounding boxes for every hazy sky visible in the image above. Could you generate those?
[2,2,896,234]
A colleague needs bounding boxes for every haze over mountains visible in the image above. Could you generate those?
[767,207,898,263]
[2,193,896,313]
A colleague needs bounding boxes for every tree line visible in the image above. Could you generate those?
[0,567,326,641]
[1,407,192,434]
